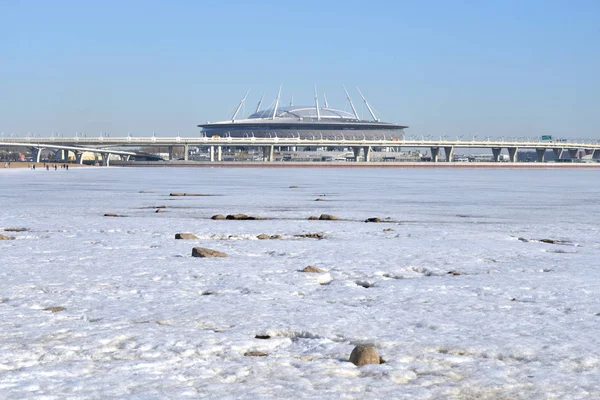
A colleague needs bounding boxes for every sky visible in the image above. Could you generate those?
[1,0,599,139]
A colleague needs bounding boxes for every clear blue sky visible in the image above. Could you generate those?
[1,0,598,138]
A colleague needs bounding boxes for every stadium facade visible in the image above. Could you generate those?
[198,87,407,140]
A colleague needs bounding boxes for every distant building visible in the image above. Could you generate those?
[199,87,407,140]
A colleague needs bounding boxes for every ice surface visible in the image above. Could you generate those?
[1,167,600,398]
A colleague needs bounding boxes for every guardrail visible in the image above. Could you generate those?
[2,137,600,150]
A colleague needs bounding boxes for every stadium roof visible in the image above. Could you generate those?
[249,106,357,121]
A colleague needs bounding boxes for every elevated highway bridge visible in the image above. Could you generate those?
[2,136,599,163]
[0,141,136,165]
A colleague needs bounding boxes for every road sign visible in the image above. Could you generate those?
[541,135,552,141]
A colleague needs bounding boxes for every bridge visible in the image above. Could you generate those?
[1,136,599,163]
[0,141,136,166]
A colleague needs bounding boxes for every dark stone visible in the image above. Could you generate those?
[244,351,268,357]
[294,233,325,239]
[255,335,271,340]
[319,214,339,221]
[302,266,325,273]
[226,214,250,220]
[191,247,228,258]
[349,345,380,366]
[175,233,199,240]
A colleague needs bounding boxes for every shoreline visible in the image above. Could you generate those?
[1,162,96,169]
[111,161,600,169]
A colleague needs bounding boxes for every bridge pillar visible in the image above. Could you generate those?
[568,148,579,159]
[262,146,274,162]
[593,149,600,160]
[100,152,110,166]
[430,147,440,162]
[74,151,84,164]
[352,147,361,162]
[553,148,564,160]
[217,146,222,161]
[168,146,174,161]
[184,144,189,161]
[31,148,43,163]
[536,148,546,162]
[507,147,518,162]
[444,146,454,162]
[363,146,371,162]
[120,154,130,161]
[491,148,501,162]
[209,146,215,162]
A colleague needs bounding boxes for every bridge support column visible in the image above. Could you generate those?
[430,147,439,162]
[100,152,110,166]
[593,149,600,160]
[507,147,518,162]
[363,146,371,162]
[553,148,564,160]
[184,144,189,161]
[217,146,222,162]
[352,147,361,162]
[31,148,43,163]
[491,148,501,162]
[262,145,274,162]
[536,149,546,162]
[209,146,215,162]
[75,151,84,164]
[120,154,130,161]
[444,146,454,162]
[168,146,174,161]
[568,148,579,159]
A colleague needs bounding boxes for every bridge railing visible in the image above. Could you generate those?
[2,136,600,149]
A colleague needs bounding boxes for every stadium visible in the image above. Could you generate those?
[198,87,407,139]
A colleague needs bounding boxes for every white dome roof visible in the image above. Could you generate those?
[248,106,357,120]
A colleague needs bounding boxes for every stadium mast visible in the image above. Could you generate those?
[272,85,282,120]
[231,89,250,122]
[255,93,264,113]
[343,85,360,120]
[357,87,379,122]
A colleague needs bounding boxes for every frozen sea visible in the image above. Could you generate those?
[1,167,600,399]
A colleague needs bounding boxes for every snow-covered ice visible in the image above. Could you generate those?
[1,167,600,399]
